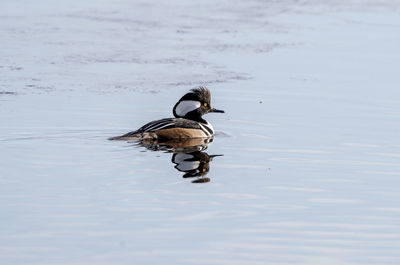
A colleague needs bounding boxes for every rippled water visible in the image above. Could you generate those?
[2,0,400,264]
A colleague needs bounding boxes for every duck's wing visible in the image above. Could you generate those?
[109,118,205,140]
[136,118,178,133]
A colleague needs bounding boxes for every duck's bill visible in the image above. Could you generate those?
[209,154,224,159]
[210,108,225,113]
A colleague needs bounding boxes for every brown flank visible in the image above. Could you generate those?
[155,128,208,139]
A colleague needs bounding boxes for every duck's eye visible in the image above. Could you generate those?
[202,168,206,172]
[203,103,208,107]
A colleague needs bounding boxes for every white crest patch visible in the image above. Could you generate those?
[175,100,201,117]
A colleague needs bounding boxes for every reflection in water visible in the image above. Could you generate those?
[172,152,222,183]
[135,138,222,183]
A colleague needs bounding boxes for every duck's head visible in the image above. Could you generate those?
[173,87,224,121]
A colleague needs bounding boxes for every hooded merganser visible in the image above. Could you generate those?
[110,87,224,141]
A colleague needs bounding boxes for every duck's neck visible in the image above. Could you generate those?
[184,113,207,124]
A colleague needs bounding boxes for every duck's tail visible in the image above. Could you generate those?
[108,131,141,140]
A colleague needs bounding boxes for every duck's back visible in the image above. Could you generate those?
[110,118,213,140]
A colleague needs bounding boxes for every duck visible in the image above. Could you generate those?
[109,87,224,141]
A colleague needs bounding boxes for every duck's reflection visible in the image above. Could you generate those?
[172,151,222,183]
[135,138,222,183]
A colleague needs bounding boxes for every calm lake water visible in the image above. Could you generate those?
[1,0,400,264]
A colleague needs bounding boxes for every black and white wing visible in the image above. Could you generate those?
[109,118,209,140]
[136,118,178,133]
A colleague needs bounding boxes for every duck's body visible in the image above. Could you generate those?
[111,117,214,140]
[110,87,223,141]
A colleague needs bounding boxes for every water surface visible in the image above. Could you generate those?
[1,0,400,264]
